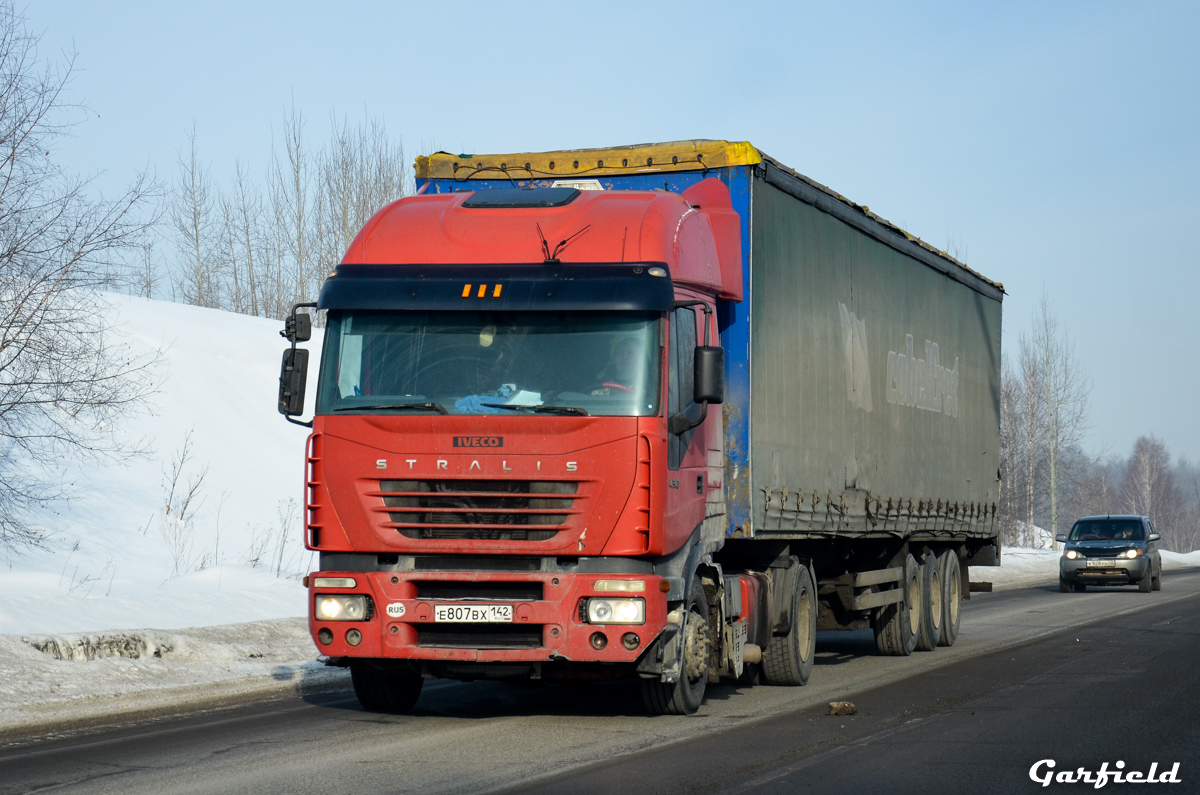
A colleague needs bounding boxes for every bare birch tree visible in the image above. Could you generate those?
[171,126,218,308]
[0,2,158,549]
[1030,296,1090,547]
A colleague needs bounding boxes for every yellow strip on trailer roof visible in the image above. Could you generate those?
[415,140,761,181]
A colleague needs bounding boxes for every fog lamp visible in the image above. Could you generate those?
[621,632,640,650]
[345,629,362,646]
[590,632,608,650]
[317,628,334,645]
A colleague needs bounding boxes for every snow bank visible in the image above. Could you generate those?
[972,547,1200,589]
[0,618,348,739]
[0,293,322,636]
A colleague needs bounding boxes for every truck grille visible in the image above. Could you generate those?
[376,480,579,541]
[414,581,543,601]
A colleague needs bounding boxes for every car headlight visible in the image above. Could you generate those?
[1064,550,1079,560]
[1124,549,1141,559]
[315,594,369,621]
[586,598,645,625]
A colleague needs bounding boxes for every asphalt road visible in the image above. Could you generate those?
[2,570,1198,795]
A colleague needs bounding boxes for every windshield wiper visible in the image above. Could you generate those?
[333,402,449,415]
[480,403,589,416]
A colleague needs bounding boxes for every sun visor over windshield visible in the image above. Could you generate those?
[318,264,675,312]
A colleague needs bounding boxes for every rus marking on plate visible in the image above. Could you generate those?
[386,603,406,617]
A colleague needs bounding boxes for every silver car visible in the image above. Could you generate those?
[1058,515,1162,593]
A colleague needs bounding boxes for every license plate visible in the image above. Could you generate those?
[434,604,513,623]
[1086,559,1118,567]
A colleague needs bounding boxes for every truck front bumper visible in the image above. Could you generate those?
[308,569,670,667]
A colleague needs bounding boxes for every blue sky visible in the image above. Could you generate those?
[30,0,1200,461]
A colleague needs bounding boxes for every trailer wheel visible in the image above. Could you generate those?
[761,563,816,686]
[642,576,709,715]
[350,662,423,714]
[873,554,919,656]
[914,552,942,651]
[938,552,961,647]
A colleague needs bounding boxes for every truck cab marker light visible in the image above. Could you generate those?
[647,267,667,277]
[313,577,356,588]
[594,579,645,592]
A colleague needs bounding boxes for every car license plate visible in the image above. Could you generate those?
[1085,559,1117,568]
[434,604,513,623]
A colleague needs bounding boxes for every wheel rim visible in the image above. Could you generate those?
[929,567,942,630]
[907,569,921,635]
[682,610,709,683]
[949,567,960,624]
[797,583,813,662]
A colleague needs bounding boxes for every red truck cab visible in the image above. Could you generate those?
[281,177,747,714]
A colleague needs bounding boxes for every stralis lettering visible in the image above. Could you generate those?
[453,436,503,448]
[886,333,960,418]
[1030,759,1182,788]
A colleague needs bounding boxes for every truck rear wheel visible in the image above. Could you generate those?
[937,551,961,647]
[350,661,424,714]
[914,552,942,651]
[762,564,816,686]
[642,576,709,715]
[873,554,919,656]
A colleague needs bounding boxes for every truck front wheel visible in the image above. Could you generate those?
[642,576,709,715]
[350,661,424,714]
[762,564,816,686]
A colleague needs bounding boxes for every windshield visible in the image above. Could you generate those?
[317,311,661,417]
[1068,519,1145,542]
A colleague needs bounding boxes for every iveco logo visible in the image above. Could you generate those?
[453,436,503,448]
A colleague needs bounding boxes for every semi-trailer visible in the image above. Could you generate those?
[277,140,1003,715]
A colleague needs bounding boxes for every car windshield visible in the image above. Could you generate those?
[1068,519,1145,541]
[317,310,661,417]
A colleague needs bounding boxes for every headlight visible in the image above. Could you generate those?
[315,594,369,621]
[586,598,645,625]
[1064,550,1079,560]
[1124,549,1141,559]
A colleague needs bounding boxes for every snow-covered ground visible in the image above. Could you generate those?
[0,293,322,637]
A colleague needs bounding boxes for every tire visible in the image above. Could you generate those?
[350,661,424,714]
[1138,570,1153,592]
[642,575,709,715]
[1152,567,1162,591]
[1059,577,1071,593]
[938,551,962,646]
[762,563,817,686]
[914,552,942,651]
[873,554,919,656]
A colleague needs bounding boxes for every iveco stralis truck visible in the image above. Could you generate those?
[277,140,1003,715]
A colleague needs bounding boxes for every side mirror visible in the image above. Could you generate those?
[693,346,724,404]
[1055,534,1066,543]
[1149,533,1161,542]
[283,311,312,343]
[278,348,310,416]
